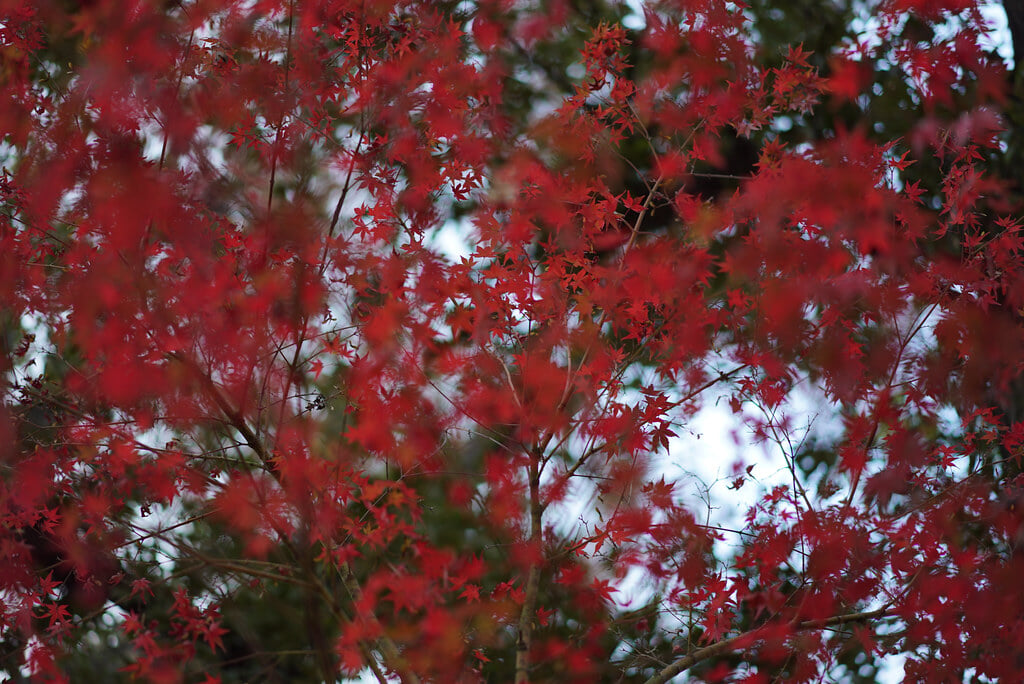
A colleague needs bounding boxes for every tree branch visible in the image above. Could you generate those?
[337,561,422,684]
[643,607,892,684]
[515,449,544,683]
[168,351,420,683]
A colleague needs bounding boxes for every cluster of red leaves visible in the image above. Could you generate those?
[1,0,1023,682]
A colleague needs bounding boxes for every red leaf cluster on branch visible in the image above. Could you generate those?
[1,0,1023,682]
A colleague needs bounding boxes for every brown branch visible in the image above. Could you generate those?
[622,176,664,256]
[843,303,938,511]
[266,0,295,215]
[167,352,273,470]
[336,562,422,684]
[643,607,893,684]
[114,509,218,550]
[515,449,544,683]
[167,351,420,683]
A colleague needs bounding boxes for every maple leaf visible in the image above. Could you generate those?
[458,584,480,603]
[129,577,154,600]
[0,0,1018,681]
[38,601,71,631]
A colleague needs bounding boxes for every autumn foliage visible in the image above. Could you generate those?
[2,0,1024,681]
